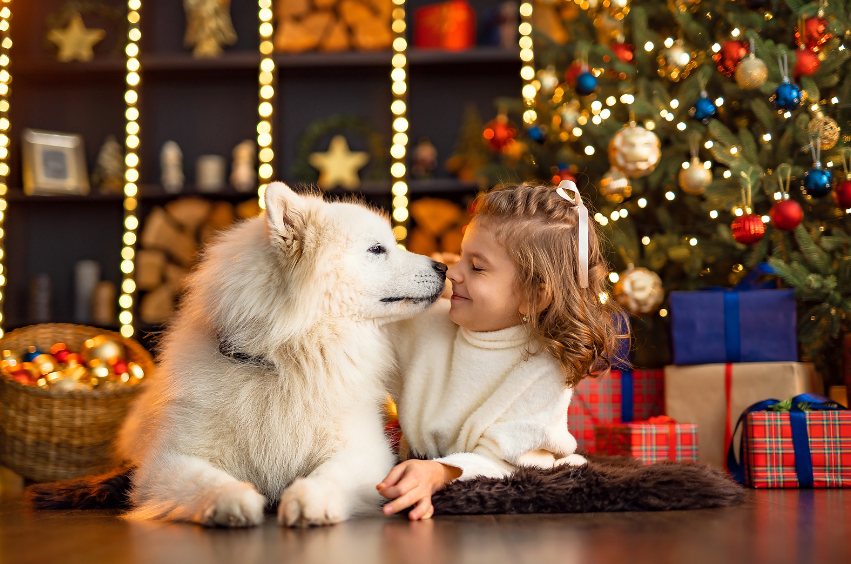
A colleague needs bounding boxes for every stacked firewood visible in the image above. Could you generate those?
[406,198,467,257]
[275,0,393,52]
[136,198,260,324]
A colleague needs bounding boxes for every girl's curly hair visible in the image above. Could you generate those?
[472,182,629,387]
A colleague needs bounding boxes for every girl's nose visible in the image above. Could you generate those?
[447,262,462,283]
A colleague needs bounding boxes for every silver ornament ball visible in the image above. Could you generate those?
[734,54,768,90]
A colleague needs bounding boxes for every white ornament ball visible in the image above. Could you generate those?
[678,157,712,195]
[734,54,768,90]
[613,267,664,315]
[608,124,662,178]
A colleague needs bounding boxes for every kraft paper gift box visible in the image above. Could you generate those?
[595,416,698,464]
[728,394,851,488]
[665,362,822,468]
[669,288,797,365]
[414,1,476,50]
[568,369,664,453]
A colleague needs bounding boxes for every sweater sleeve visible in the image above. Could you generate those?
[436,374,583,481]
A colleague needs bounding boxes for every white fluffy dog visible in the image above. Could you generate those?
[116,182,446,527]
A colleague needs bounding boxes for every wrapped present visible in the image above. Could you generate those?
[568,369,664,453]
[665,362,822,468]
[595,416,698,464]
[844,333,851,401]
[727,394,851,488]
[414,1,476,50]
[669,288,797,365]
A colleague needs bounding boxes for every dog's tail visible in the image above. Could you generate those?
[25,465,134,510]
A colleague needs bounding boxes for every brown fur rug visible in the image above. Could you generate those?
[430,457,746,514]
[27,457,745,515]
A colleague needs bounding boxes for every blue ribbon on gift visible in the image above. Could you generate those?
[706,263,777,363]
[726,393,847,487]
[621,369,634,423]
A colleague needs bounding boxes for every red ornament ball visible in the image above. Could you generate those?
[793,48,820,78]
[834,179,851,209]
[769,199,804,231]
[611,42,635,64]
[482,116,516,152]
[796,17,832,53]
[713,40,748,77]
[731,213,766,244]
[565,62,583,86]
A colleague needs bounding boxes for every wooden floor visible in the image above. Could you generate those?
[1,472,849,564]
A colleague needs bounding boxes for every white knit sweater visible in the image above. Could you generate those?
[386,299,585,481]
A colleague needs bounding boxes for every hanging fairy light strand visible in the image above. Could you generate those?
[258,0,274,208]
[0,0,10,338]
[119,0,141,339]
[390,0,409,246]
[519,2,536,125]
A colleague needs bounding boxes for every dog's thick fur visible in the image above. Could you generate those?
[72,183,445,528]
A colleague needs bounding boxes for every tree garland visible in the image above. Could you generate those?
[292,115,388,185]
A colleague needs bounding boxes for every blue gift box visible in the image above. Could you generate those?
[669,289,797,365]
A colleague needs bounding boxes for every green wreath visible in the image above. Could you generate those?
[292,115,389,185]
[45,1,128,57]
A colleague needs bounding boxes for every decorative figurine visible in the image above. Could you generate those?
[411,137,438,179]
[230,140,256,193]
[184,0,238,58]
[91,135,125,194]
[161,141,185,194]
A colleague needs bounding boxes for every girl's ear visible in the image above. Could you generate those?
[519,284,552,316]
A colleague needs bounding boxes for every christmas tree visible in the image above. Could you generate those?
[481,0,850,383]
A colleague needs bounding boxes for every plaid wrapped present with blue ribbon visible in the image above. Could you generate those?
[568,369,664,453]
[595,416,698,464]
[727,393,851,488]
[670,264,797,366]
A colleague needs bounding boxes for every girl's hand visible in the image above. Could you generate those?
[376,460,461,520]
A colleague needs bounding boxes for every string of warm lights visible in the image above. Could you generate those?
[257,0,274,208]
[119,0,141,339]
[518,3,536,125]
[390,0,409,246]
[0,0,10,338]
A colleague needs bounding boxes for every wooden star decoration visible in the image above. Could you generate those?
[308,135,370,190]
[48,13,106,63]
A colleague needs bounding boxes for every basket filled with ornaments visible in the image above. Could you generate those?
[0,324,153,482]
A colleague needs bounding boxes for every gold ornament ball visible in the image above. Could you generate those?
[600,166,632,203]
[613,267,664,315]
[808,113,840,151]
[678,157,712,195]
[608,124,661,178]
[657,40,698,82]
[734,54,768,90]
[81,335,125,365]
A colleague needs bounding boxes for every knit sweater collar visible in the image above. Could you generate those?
[458,323,529,350]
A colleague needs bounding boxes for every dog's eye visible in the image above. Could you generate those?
[368,244,386,255]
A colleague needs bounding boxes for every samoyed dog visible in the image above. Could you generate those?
[116,182,446,527]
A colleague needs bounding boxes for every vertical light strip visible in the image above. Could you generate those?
[0,0,10,338]
[119,0,141,338]
[519,2,536,125]
[257,0,275,208]
[390,0,409,246]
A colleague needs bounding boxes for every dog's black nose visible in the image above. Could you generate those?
[432,260,448,276]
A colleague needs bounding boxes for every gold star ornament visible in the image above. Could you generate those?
[48,13,106,63]
[309,135,370,190]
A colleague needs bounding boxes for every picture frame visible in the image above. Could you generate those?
[22,129,90,196]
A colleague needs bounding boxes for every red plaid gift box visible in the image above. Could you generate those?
[741,410,851,488]
[414,1,476,50]
[594,416,698,464]
[568,369,664,453]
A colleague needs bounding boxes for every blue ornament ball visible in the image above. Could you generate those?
[575,72,597,96]
[691,96,717,123]
[774,81,802,110]
[803,167,833,197]
[527,125,545,143]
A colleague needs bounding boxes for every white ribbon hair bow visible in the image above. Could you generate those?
[555,180,589,288]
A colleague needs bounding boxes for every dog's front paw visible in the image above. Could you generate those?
[278,477,347,527]
[197,481,266,528]
[555,453,588,467]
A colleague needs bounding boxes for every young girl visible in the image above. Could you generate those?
[377,181,627,520]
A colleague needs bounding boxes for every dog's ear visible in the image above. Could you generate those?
[264,182,305,256]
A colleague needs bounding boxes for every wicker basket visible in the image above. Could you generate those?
[0,324,153,482]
